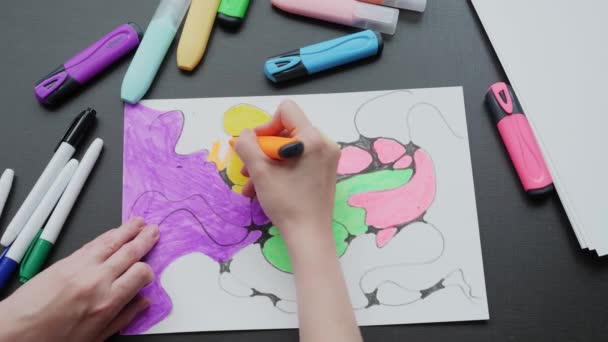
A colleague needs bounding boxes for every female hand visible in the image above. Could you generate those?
[0,217,158,342]
[234,100,341,242]
[235,101,361,342]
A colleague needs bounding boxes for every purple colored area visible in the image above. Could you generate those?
[121,103,267,334]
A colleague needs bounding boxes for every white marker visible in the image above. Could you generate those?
[0,169,14,221]
[0,109,96,247]
[0,160,79,290]
[19,139,104,283]
[42,139,103,245]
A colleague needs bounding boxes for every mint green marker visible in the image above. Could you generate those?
[217,0,250,28]
[121,0,191,104]
[20,139,104,283]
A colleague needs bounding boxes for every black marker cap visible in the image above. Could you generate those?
[56,108,97,151]
[278,141,305,159]
[217,13,243,30]
[128,22,144,41]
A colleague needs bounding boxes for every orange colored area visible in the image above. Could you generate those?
[207,140,229,171]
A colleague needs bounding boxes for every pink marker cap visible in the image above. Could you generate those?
[272,0,400,35]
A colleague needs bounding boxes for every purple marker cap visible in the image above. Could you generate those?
[34,22,143,106]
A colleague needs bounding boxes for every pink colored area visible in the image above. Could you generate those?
[373,138,406,164]
[348,149,435,229]
[393,155,413,169]
[337,146,372,175]
[376,227,397,248]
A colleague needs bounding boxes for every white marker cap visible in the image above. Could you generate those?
[153,0,191,30]
[353,1,400,35]
[384,0,427,12]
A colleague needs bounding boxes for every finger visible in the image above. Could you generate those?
[241,166,250,178]
[84,217,147,262]
[255,100,312,137]
[294,125,327,154]
[110,262,155,310]
[100,296,150,340]
[104,225,159,279]
[242,181,256,198]
[233,129,269,176]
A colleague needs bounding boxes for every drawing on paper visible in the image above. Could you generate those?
[122,90,485,335]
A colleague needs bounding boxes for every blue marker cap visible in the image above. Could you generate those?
[0,255,18,291]
[264,30,383,83]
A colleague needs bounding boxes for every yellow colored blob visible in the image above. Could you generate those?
[213,104,273,194]
[226,149,249,193]
[224,104,271,136]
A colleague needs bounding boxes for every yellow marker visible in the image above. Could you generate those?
[177,0,221,71]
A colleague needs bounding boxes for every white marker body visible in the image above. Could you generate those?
[1,143,75,246]
[7,159,79,263]
[41,139,104,244]
[0,169,15,220]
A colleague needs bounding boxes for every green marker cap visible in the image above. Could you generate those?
[19,229,54,283]
[218,0,250,28]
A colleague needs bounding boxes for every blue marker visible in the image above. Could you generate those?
[264,30,383,83]
[121,0,191,104]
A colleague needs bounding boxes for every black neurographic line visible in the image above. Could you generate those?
[443,269,483,302]
[406,102,464,141]
[129,191,254,247]
[157,208,253,247]
[352,90,414,137]
[128,190,259,235]
[217,267,298,314]
[357,221,446,296]
[217,271,253,298]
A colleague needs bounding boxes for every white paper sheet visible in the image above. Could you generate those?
[471,0,608,255]
[123,87,489,334]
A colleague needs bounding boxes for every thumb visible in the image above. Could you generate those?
[233,129,267,174]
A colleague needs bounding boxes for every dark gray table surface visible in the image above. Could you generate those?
[1,1,606,341]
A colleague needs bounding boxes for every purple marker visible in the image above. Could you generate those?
[35,23,143,106]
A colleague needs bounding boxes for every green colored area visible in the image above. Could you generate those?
[218,0,250,19]
[263,221,350,273]
[261,169,413,273]
[333,169,413,236]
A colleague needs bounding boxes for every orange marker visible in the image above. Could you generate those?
[229,136,304,160]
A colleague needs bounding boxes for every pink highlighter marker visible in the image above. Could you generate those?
[485,82,554,197]
[271,0,399,35]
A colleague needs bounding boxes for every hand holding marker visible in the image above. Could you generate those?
[12,0,419,288]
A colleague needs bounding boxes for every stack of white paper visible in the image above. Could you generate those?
[471,0,608,256]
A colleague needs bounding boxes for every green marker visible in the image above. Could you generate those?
[19,229,52,283]
[20,139,104,283]
[218,0,250,28]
